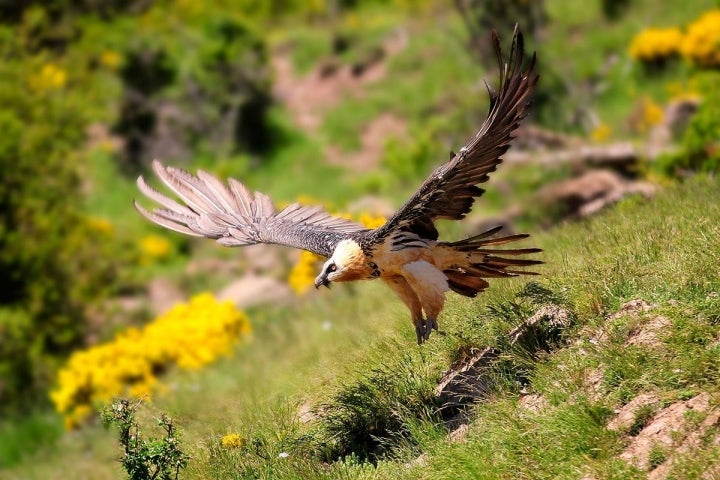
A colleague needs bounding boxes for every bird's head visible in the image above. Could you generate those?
[314,239,372,289]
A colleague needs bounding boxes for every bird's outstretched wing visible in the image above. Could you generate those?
[135,160,370,258]
[365,25,537,245]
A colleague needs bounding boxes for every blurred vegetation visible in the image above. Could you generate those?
[114,16,275,172]
[2,0,720,476]
[657,72,720,175]
[0,23,126,412]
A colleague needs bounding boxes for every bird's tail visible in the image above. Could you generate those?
[436,226,543,297]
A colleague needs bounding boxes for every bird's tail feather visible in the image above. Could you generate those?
[437,226,542,297]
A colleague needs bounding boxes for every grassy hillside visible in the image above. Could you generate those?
[4,176,718,479]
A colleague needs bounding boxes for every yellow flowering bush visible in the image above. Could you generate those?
[289,250,323,295]
[51,293,251,428]
[681,10,720,68]
[287,210,386,295]
[629,10,720,69]
[628,27,684,64]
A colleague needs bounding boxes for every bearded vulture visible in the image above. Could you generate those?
[135,25,541,344]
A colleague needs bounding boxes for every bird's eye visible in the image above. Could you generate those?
[328,263,337,272]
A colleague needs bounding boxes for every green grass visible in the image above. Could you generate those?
[0,411,64,469]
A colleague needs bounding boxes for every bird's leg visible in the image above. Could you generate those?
[408,307,427,345]
[400,261,449,345]
[415,320,428,345]
[382,276,426,344]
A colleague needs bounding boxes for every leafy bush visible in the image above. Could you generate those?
[0,43,124,411]
[114,16,275,173]
[101,398,190,480]
[656,73,720,175]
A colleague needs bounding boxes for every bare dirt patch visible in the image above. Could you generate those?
[607,392,660,432]
[617,392,720,477]
[272,30,410,171]
[272,29,407,133]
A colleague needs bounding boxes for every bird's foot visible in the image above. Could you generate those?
[415,318,439,345]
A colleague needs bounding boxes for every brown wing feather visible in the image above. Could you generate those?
[366,24,537,245]
[135,160,370,257]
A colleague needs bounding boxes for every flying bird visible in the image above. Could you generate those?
[135,25,541,344]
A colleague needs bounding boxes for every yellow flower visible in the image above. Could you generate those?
[221,433,244,449]
[27,63,67,92]
[99,50,122,70]
[139,234,173,264]
[63,404,92,430]
[357,212,386,229]
[633,96,664,134]
[288,251,324,295]
[665,81,701,102]
[591,123,612,143]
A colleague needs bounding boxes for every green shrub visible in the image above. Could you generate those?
[656,73,720,176]
[113,15,275,173]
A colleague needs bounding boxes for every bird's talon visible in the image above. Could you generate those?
[415,318,438,344]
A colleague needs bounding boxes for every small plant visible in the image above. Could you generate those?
[628,404,656,436]
[101,398,190,480]
[647,442,668,470]
[315,352,441,463]
[220,433,244,449]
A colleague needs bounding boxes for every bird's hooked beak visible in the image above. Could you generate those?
[314,273,331,289]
